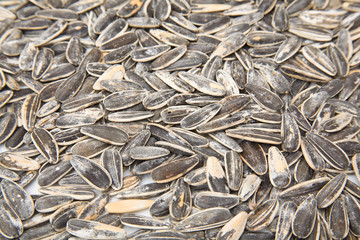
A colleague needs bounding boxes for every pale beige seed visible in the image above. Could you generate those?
[206,156,229,194]
[106,199,154,214]
[216,211,248,240]
[268,146,291,188]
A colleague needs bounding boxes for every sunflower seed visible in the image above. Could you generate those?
[175,207,232,232]
[1,179,34,220]
[66,219,126,239]
[70,155,112,191]
[0,200,23,239]
[329,196,349,239]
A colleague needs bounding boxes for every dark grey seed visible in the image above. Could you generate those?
[0,200,23,239]
[198,16,231,34]
[80,125,128,146]
[78,193,109,220]
[101,149,123,190]
[151,155,199,183]
[246,199,279,231]
[282,110,301,152]
[1,179,34,220]
[329,196,349,239]
[0,164,19,181]
[71,138,110,158]
[130,146,170,160]
[104,90,148,111]
[238,142,266,175]
[245,83,284,112]
[170,178,192,221]
[291,195,317,238]
[68,0,104,14]
[104,44,136,64]
[53,128,86,146]
[306,132,350,170]
[121,130,151,166]
[50,201,87,231]
[96,19,128,47]
[101,32,138,51]
[175,207,232,232]
[54,71,87,103]
[194,191,239,209]
[151,45,187,70]
[132,45,170,62]
[35,9,78,21]
[35,195,73,213]
[37,160,72,187]
[143,89,176,110]
[149,191,172,219]
[135,29,160,47]
[224,151,242,191]
[316,173,347,208]
[180,103,222,130]
[148,123,193,150]
[161,22,197,41]
[93,9,117,34]
[0,112,17,144]
[272,4,289,31]
[61,93,104,112]
[344,194,360,237]
[66,36,83,66]
[132,155,173,175]
[70,155,112,191]
[275,201,297,240]
[31,128,59,164]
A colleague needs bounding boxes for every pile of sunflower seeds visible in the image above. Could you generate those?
[1,0,360,239]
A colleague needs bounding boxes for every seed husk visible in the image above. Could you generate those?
[0,200,23,239]
[1,179,34,220]
[66,219,126,239]
[291,195,317,238]
[175,207,232,232]
[329,196,349,239]
[70,155,112,191]
[194,191,239,210]
[34,195,73,213]
[101,149,123,190]
[120,214,172,230]
[80,125,128,146]
[268,146,291,188]
[169,178,192,221]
